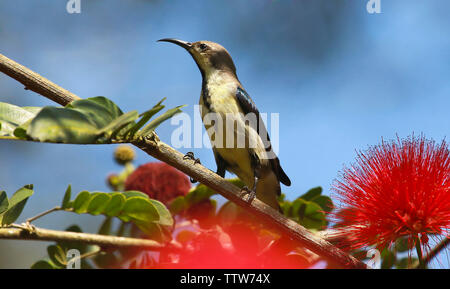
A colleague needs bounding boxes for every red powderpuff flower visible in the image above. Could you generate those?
[332,135,450,251]
[124,162,191,204]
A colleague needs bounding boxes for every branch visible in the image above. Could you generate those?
[0,224,164,250]
[0,52,367,269]
[133,137,368,269]
[0,53,80,106]
[423,237,450,267]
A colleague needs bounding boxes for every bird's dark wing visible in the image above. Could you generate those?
[213,149,227,178]
[235,87,291,187]
[235,87,259,118]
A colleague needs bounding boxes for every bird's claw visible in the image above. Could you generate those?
[240,186,256,205]
[183,152,201,183]
[183,152,201,165]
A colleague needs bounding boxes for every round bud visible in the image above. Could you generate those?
[114,145,135,165]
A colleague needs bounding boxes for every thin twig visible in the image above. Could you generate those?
[0,52,367,269]
[26,206,62,224]
[421,237,450,268]
[69,247,102,265]
[415,235,425,269]
[0,224,164,250]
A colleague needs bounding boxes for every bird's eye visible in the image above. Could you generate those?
[199,43,208,51]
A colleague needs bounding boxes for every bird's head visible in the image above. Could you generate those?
[158,38,237,77]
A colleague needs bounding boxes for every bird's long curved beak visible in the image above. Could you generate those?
[158,38,192,50]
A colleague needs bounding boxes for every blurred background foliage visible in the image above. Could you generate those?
[0,0,449,267]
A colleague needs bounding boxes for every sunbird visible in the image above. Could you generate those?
[159,39,291,211]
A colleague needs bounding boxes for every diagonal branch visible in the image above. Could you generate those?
[0,54,80,105]
[0,52,367,269]
[423,237,450,267]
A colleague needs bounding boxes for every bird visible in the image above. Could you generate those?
[158,38,291,211]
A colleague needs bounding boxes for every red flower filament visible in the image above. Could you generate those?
[332,136,450,251]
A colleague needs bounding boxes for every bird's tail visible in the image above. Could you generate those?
[255,170,282,212]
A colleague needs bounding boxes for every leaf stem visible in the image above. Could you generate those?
[415,235,425,269]
[68,247,102,265]
[26,206,62,224]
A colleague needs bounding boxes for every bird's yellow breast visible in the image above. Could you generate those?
[199,85,254,186]
[205,71,242,114]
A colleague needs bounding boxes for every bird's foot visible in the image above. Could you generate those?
[183,152,201,165]
[183,152,201,183]
[240,186,256,205]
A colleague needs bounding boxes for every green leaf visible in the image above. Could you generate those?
[94,252,119,269]
[310,195,334,214]
[300,201,326,230]
[57,225,86,252]
[61,185,72,209]
[138,105,185,136]
[24,184,34,190]
[135,222,164,241]
[300,187,322,201]
[0,102,38,136]
[290,198,326,230]
[0,185,34,226]
[116,222,128,237]
[87,193,111,215]
[22,107,42,115]
[120,197,159,223]
[31,260,57,269]
[47,245,67,267]
[185,184,216,205]
[98,217,113,235]
[26,106,99,144]
[104,193,126,217]
[65,224,83,233]
[381,249,396,269]
[280,201,290,216]
[149,199,173,227]
[5,185,34,208]
[227,178,245,188]
[0,191,8,214]
[125,99,166,137]
[122,191,150,199]
[66,96,123,129]
[395,237,410,253]
[169,196,185,215]
[13,119,32,139]
[97,110,139,139]
[72,191,92,214]
[290,199,306,218]
[277,193,286,202]
[1,199,28,225]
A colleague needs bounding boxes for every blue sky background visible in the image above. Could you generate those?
[0,0,448,268]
